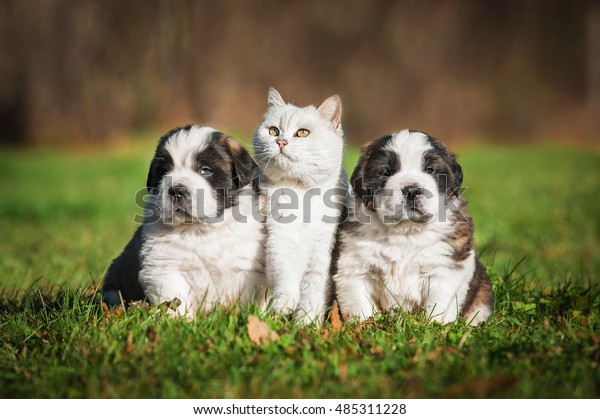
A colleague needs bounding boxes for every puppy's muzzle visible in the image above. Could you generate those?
[168,185,190,202]
[168,185,193,216]
[402,185,424,202]
[402,185,426,209]
[402,184,431,220]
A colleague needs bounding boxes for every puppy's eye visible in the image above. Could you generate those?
[268,126,280,136]
[425,166,435,174]
[296,128,310,138]
[380,169,392,178]
[200,167,213,176]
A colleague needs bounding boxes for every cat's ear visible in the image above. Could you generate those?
[267,87,285,108]
[318,95,342,129]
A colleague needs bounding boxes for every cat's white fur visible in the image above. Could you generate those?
[253,88,346,324]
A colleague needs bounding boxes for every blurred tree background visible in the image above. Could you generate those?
[0,0,598,147]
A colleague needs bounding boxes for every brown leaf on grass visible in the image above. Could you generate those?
[125,331,134,354]
[444,375,517,397]
[114,305,125,317]
[32,330,49,344]
[412,347,424,363]
[330,300,343,332]
[247,315,279,345]
[146,326,157,343]
[425,351,439,361]
[338,363,348,381]
[371,345,384,358]
[442,347,460,355]
[128,300,151,311]
[158,298,181,311]
[101,301,126,320]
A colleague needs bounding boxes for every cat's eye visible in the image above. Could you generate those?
[296,128,310,138]
[268,126,280,136]
[425,166,435,174]
[200,167,213,176]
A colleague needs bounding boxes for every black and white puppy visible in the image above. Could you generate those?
[334,129,493,324]
[102,125,266,317]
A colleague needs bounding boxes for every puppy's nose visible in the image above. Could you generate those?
[402,185,424,201]
[168,185,190,200]
[276,139,288,150]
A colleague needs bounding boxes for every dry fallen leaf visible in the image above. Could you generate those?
[158,298,181,311]
[371,345,384,357]
[114,305,125,317]
[129,300,151,310]
[101,301,127,318]
[146,326,157,344]
[412,347,424,363]
[247,315,280,345]
[126,330,134,354]
[330,300,343,332]
[339,363,348,381]
[426,351,439,361]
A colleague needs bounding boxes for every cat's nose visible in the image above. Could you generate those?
[276,139,288,150]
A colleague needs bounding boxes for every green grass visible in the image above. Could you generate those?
[1,139,599,398]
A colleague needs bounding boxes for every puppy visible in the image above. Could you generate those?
[334,130,493,324]
[102,125,266,317]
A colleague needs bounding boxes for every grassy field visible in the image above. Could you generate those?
[1,137,599,398]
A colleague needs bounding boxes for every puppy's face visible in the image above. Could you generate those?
[351,130,463,225]
[145,125,257,225]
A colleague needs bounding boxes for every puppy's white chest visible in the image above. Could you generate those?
[368,232,452,308]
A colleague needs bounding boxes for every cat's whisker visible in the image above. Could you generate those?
[258,154,276,177]
[254,149,278,169]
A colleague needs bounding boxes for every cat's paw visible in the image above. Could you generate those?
[294,307,325,326]
[271,297,297,316]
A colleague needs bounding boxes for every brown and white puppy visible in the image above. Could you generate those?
[102,125,267,317]
[334,129,493,324]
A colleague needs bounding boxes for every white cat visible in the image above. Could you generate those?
[253,88,347,324]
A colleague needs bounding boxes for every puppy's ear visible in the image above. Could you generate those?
[350,145,372,207]
[318,95,342,129]
[146,159,159,193]
[146,131,174,194]
[146,153,171,194]
[450,155,463,197]
[219,135,257,189]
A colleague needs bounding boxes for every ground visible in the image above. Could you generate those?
[1,138,599,397]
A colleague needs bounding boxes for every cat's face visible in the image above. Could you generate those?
[253,88,344,186]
